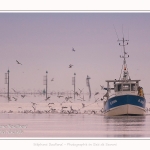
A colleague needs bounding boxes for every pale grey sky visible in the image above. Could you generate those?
[0,13,150,94]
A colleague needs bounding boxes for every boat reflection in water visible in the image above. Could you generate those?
[103,115,147,137]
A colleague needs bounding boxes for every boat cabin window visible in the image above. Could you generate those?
[122,84,130,91]
[117,84,122,91]
[131,84,137,91]
[115,82,138,92]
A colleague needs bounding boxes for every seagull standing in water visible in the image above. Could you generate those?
[31,102,37,106]
[82,103,85,108]
[48,103,54,105]
[16,60,22,65]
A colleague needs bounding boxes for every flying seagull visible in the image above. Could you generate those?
[69,64,73,68]
[21,95,25,98]
[94,92,99,96]
[72,48,75,52]
[45,96,50,101]
[12,97,17,101]
[78,88,84,94]
[48,103,54,105]
[16,60,22,65]
[12,88,16,93]
[31,102,37,106]
[57,95,64,98]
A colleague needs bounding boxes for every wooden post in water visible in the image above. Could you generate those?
[74,73,76,100]
[5,70,10,102]
[46,71,48,99]
[72,73,76,100]
[43,71,48,99]
[86,75,91,99]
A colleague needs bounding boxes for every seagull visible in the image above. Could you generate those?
[75,92,79,96]
[65,96,73,101]
[72,48,75,52]
[12,88,16,93]
[48,103,54,105]
[12,97,17,101]
[78,88,84,94]
[91,110,96,114]
[94,92,99,96]
[95,97,99,102]
[57,95,64,98]
[62,106,68,109]
[32,106,36,112]
[21,95,25,98]
[82,103,85,108]
[65,96,70,101]
[45,96,50,101]
[81,95,86,101]
[100,85,104,90]
[69,64,73,68]
[16,60,22,65]
[31,102,37,106]
[77,95,86,101]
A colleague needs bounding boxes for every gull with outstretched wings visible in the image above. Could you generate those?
[16,60,22,65]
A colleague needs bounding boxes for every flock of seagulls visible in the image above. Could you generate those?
[0,47,107,115]
[0,87,105,115]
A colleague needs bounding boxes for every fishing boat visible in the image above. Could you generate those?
[102,37,146,116]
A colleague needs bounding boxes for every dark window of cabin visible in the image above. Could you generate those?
[118,84,122,91]
[123,84,130,91]
[114,84,117,92]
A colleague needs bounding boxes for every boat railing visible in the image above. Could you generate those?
[108,93,116,99]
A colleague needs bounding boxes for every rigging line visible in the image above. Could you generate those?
[128,28,130,41]
[113,24,119,41]
[119,62,124,80]
[122,24,124,38]
[125,63,131,79]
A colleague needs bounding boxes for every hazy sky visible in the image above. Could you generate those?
[0,13,150,94]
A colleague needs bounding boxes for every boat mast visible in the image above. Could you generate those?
[118,37,129,80]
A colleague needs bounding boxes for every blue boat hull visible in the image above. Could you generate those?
[104,95,146,116]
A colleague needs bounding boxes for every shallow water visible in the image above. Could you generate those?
[1,113,150,137]
[0,94,150,138]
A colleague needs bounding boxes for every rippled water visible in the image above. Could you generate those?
[0,94,150,138]
[1,113,150,137]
